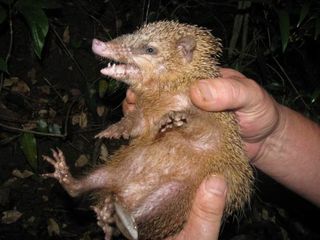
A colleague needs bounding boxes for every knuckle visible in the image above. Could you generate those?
[214,78,242,107]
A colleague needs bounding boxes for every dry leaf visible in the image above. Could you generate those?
[38,85,50,95]
[99,144,109,162]
[47,218,60,236]
[3,77,18,87]
[79,112,88,128]
[75,154,89,168]
[38,98,49,104]
[71,115,79,125]
[2,178,18,187]
[38,109,48,118]
[27,68,37,84]
[12,169,34,179]
[2,210,23,224]
[27,216,35,224]
[42,195,49,202]
[22,122,37,130]
[62,94,69,103]
[0,102,8,109]
[11,80,30,95]
[96,105,105,117]
[63,26,70,44]
[71,112,87,128]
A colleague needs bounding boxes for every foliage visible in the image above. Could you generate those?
[14,0,49,58]
[19,133,37,170]
[226,0,320,121]
[0,0,121,164]
[0,0,51,59]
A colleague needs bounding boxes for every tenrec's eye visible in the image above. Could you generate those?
[145,47,156,54]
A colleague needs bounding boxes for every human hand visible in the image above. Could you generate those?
[123,67,281,160]
[189,68,281,160]
[166,176,227,240]
[123,88,136,115]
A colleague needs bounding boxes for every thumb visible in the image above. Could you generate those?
[182,176,227,240]
[190,77,257,112]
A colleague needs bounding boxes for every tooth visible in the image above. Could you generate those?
[108,62,111,67]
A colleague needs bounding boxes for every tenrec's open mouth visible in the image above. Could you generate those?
[100,61,140,80]
[92,38,141,81]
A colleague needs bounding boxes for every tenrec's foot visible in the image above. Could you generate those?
[92,196,115,240]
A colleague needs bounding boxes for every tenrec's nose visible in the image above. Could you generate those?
[92,38,107,55]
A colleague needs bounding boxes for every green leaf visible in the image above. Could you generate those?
[0,57,8,73]
[297,2,310,28]
[277,10,290,52]
[0,5,7,24]
[19,133,38,170]
[15,0,49,58]
[98,79,108,98]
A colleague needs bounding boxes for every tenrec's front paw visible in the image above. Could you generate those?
[42,148,71,184]
[159,111,187,132]
[42,148,80,197]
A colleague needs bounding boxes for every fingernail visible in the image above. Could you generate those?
[197,80,215,101]
[205,176,227,196]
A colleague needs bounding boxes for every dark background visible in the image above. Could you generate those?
[0,0,319,239]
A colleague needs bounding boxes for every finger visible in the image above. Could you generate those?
[180,176,227,240]
[122,100,136,115]
[122,89,137,114]
[126,88,136,104]
[190,77,261,112]
[219,67,246,79]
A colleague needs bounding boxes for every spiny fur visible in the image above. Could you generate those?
[102,21,253,229]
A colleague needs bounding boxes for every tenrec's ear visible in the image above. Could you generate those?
[177,36,196,64]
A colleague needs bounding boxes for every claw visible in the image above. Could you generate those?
[42,155,56,165]
[41,173,54,178]
[95,132,104,139]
